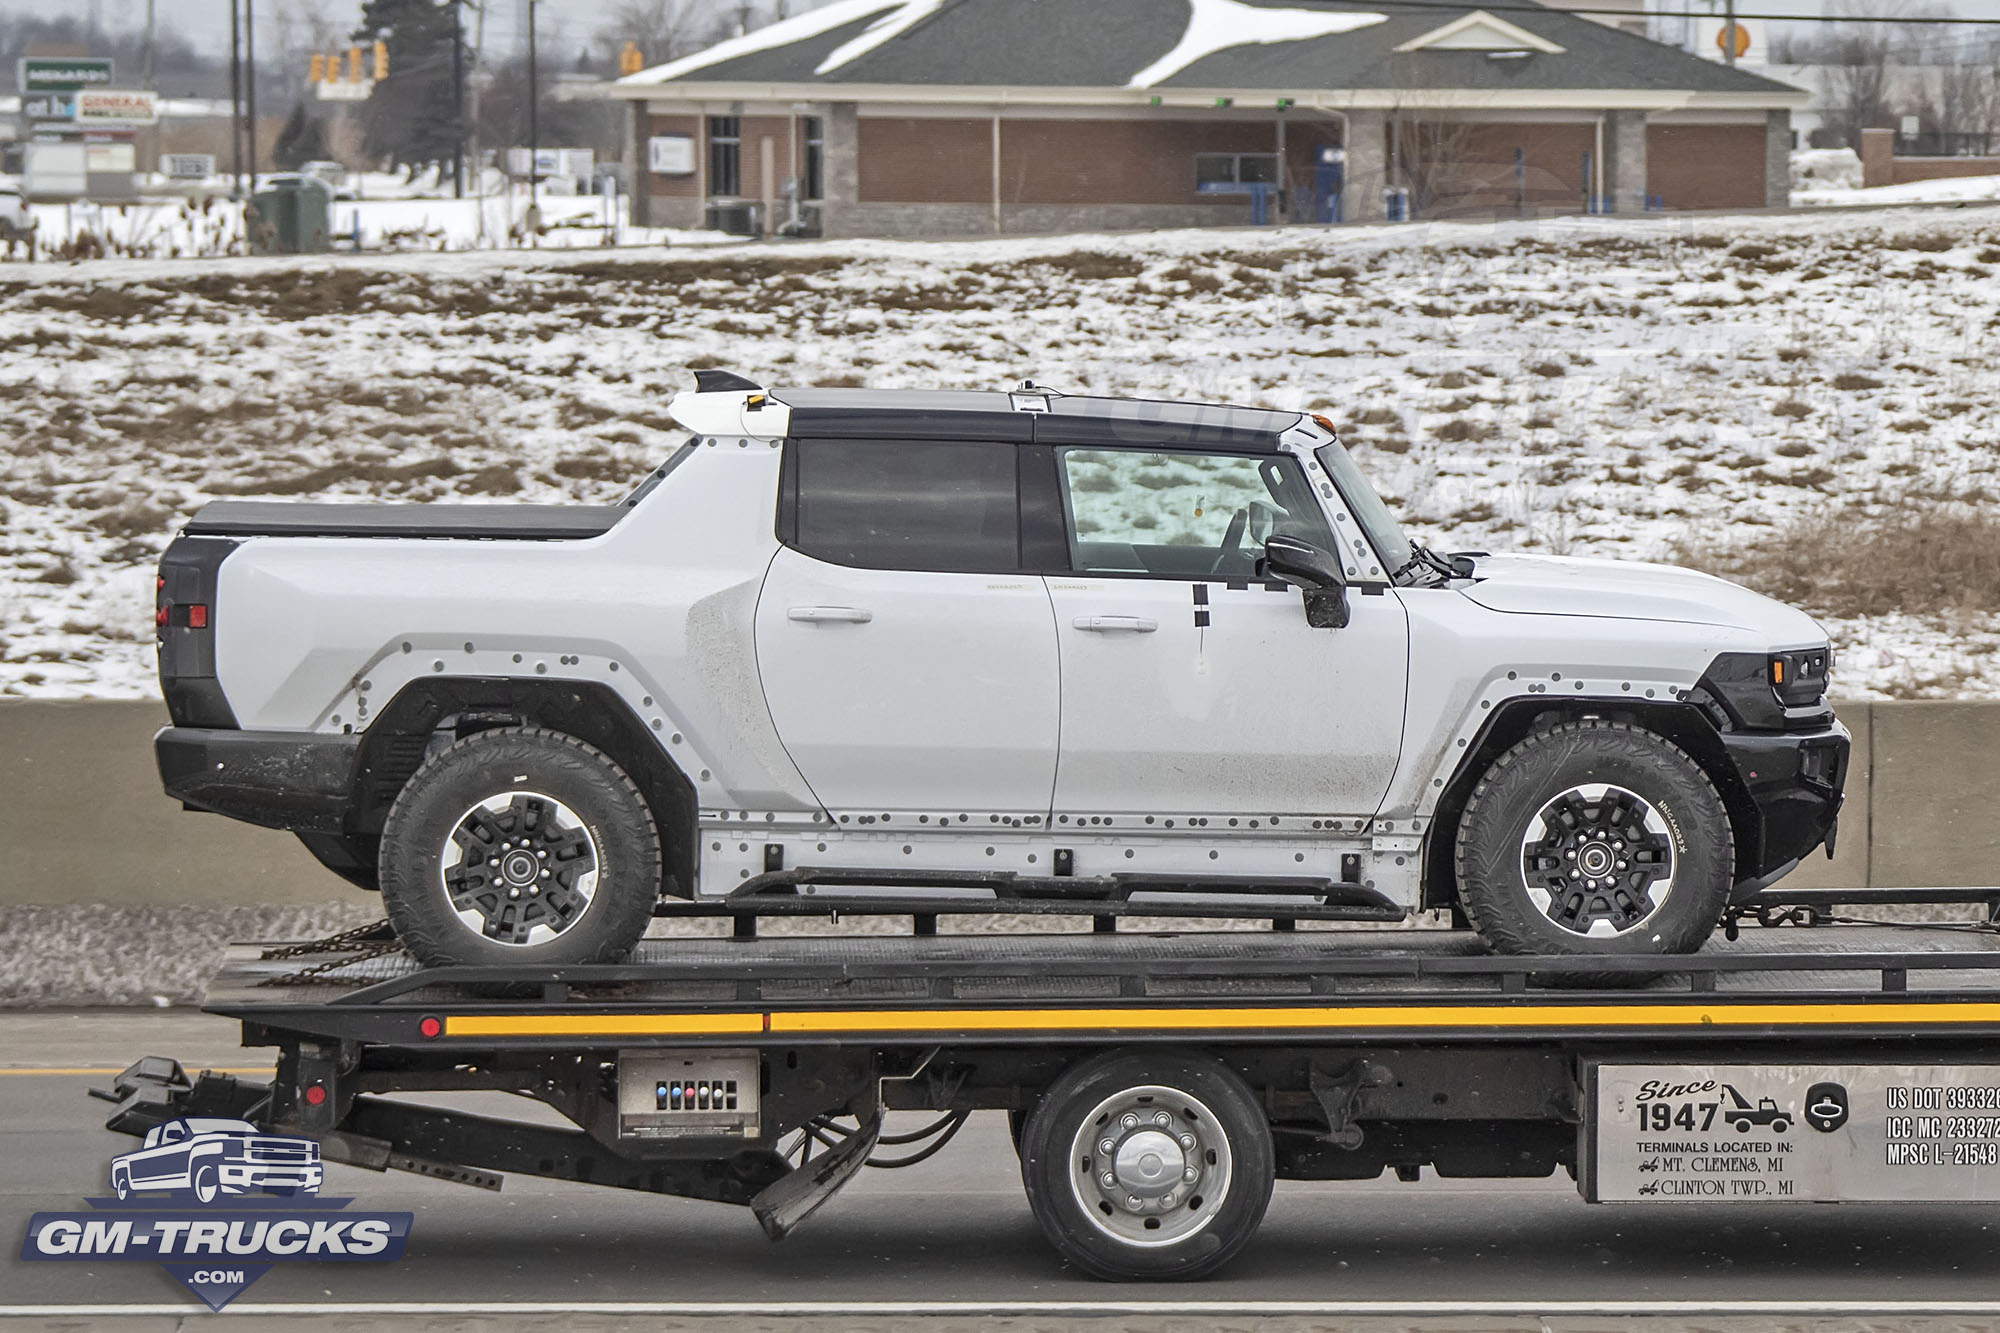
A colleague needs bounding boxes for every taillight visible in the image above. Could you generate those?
[187,604,208,629]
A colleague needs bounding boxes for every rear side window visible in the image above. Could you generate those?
[789,438,1019,572]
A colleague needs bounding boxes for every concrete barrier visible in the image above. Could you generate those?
[0,698,1989,907]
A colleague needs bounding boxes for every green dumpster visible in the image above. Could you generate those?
[247,176,332,254]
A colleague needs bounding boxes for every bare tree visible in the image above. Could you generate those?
[595,0,733,70]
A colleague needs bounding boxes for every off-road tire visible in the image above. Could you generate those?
[1454,718,1733,960]
[1019,1051,1273,1281]
[379,727,660,968]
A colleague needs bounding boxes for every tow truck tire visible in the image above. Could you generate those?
[1455,718,1733,961]
[1019,1051,1272,1281]
[379,727,660,968]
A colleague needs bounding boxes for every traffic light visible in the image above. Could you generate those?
[347,45,363,81]
[373,40,388,80]
[309,52,325,82]
[618,40,643,75]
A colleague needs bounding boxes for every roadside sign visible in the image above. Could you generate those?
[166,153,215,180]
[18,56,113,93]
[75,89,158,126]
[649,135,695,175]
[315,79,373,102]
[20,92,76,122]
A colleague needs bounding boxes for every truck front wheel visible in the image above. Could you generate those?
[379,727,660,968]
[1019,1051,1273,1280]
[1454,719,1733,958]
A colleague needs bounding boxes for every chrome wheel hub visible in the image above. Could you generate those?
[1519,782,1675,938]
[441,791,600,947]
[1068,1085,1232,1246]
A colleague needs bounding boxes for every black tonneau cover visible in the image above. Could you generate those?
[184,500,624,540]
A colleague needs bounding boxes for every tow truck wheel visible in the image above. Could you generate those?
[1019,1051,1272,1281]
[111,1166,130,1200]
[379,727,661,968]
[192,1163,219,1204]
[1455,719,1733,961]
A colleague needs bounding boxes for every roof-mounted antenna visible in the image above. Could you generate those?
[1016,379,1067,396]
[694,369,764,394]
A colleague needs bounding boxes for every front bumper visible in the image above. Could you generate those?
[221,1161,324,1191]
[156,727,360,835]
[1718,720,1849,892]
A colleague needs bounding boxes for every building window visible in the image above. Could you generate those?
[802,116,824,200]
[708,115,741,197]
[1195,152,1280,189]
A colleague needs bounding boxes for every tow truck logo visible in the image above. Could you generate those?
[21,1117,411,1311]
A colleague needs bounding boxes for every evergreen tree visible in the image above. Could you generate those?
[352,0,465,178]
[272,102,331,171]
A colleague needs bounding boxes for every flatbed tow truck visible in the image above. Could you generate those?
[91,890,2000,1280]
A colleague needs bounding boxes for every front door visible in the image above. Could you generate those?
[1043,445,1409,823]
[755,437,1059,823]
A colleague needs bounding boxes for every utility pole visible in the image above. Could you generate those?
[527,0,540,210]
[451,0,466,198]
[142,0,156,89]
[470,0,488,245]
[229,0,244,197]
[245,0,259,181]
[1724,0,1738,65]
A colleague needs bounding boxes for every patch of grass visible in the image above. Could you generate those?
[1349,407,1400,427]
[1431,417,1500,444]
[1527,361,1566,378]
[1771,397,1813,420]
[1673,495,2000,618]
[1831,373,1882,391]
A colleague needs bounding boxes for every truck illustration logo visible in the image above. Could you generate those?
[1804,1082,1849,1133]
[1720,1084,1791,1134]
[108,1117,323,1203]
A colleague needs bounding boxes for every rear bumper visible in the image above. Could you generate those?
[156,727,359,835]
[1719,720,1849,891]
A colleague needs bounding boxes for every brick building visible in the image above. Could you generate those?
[600,0,1806,237]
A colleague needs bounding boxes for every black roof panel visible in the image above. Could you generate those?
[768,386,1299,449]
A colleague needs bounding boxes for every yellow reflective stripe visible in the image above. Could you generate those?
[769,1001,2000,1034]
[440,1001,2000,1040]
[442,1013,765,1038]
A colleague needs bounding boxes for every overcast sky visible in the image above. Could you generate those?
[0,0,1975,66]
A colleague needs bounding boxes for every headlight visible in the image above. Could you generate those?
[1769,647,1831,708]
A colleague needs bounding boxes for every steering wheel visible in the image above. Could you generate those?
[1209,501,1282,575]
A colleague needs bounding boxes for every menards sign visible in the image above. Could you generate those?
[18,57,113,93]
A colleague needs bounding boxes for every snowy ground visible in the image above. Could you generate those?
[1,203,1996,701]
[10,175,737,259]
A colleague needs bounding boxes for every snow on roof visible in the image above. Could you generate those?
[816,0,951,74]
[620,0,908,84]
[1128,0,1386,87]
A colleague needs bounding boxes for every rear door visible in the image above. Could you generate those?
[1040,443,1410,823]
[754,437,1060,824]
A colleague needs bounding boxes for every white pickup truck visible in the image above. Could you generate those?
[154,375,1846,967]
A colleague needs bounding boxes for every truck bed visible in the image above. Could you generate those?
[184,500,626,540]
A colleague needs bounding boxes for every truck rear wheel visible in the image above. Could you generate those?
[1454,718,1733,959]
[379,727,660,968]
[1019,1051,1272,1281]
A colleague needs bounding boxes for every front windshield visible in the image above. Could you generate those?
[1314,441,1413,580]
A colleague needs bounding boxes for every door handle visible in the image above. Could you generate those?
[788,606,874,624]
[1073,615,1158,633]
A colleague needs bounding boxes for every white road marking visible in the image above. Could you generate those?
[10,1302,2000,1317]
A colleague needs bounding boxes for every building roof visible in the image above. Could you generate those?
[612,0,1804,102]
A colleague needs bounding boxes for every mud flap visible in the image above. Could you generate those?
[750,1106,883,1241]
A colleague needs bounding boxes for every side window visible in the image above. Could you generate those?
[791,439,1019,573]
[1058,448,1334,577]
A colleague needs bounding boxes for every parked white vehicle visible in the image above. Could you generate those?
[154,376,1846,967]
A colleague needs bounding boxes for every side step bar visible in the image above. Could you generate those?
[674,867,1407,931]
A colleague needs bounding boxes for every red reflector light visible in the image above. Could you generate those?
[419,1016,443,1039]
[187,604,208,629]
[155,606,169,627]
[303,1084,327,1106]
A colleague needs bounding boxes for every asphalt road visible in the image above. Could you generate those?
[5,1013,2000,1329]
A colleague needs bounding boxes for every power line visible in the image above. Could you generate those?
[1350,0,2000,24]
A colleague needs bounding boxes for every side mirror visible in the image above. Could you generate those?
[1260,535,1350,630]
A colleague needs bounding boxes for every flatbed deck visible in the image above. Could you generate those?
[89,919,2000,1280]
